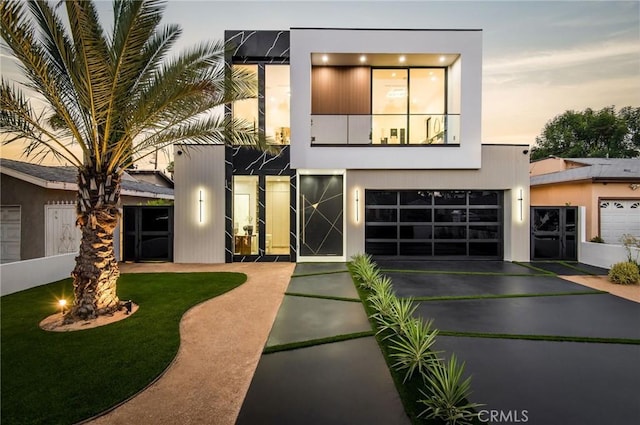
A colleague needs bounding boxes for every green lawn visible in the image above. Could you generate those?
[1,272,246,425]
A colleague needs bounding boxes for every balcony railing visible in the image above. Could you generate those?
[310,114,460,145]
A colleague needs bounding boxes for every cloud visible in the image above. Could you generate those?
[482,75,640,144]
[484,39,639,83]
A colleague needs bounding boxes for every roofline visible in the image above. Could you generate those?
[1,167,174,199]
[531,176,640,187]
[290,27,483,32]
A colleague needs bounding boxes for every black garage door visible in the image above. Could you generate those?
[365,190,503,259]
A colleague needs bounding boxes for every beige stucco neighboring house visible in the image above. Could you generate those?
[530,157,640,243]
[0,158,174,263]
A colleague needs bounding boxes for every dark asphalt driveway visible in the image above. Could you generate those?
[383,261,640,425]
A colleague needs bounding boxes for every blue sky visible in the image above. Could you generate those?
[1,0,638,166]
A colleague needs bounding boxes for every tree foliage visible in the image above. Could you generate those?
[0,0,265,321]
[531,106,640,161]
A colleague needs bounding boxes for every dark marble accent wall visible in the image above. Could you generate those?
[225,30,290,63]
[224,30,295,263]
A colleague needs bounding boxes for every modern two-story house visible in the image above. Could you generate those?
[173,28,531,263]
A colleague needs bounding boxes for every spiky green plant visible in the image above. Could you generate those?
[418,354,483,425]
[357,263,382,290]
[0,0,267,322]
[389,317,439,383]
[350,252,374,283]
[368,277,396,323]
[377,296,418,338]
[370,274,393,294]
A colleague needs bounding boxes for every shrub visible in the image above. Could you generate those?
[590,235,604,243]
[620,234,640,266]
[368,278,397,321]
[349,253,371,279]
[418,354,483,425]
[389,317,439,383]
[350,253,382,289]
[358,265,382,290]
[608,261,640,285]
[377,296,418,338]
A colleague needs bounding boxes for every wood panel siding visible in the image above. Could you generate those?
[311,66,371,115]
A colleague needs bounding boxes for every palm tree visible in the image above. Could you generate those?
[0,0,263,322]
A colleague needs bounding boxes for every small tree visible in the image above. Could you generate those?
[531,106,640,161]
[1,0,265,322]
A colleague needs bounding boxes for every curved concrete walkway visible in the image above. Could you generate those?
[87,262,294,425]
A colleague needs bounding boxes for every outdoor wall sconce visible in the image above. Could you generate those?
[517,189,524,221]
[199,190,204,223]
[355,190,360,223]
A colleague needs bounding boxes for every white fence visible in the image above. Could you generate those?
[0,252,76,296]
[577,206,638,270]
[579,242,639,270]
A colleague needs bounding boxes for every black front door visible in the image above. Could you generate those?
[124,206,174,262]
[299,175,344,257]
[530,207,577,260]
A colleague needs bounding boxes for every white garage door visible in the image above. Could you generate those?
[600,200,640,244]
[1,206,21,263]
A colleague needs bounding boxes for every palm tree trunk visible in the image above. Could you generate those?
[65,169,121,322]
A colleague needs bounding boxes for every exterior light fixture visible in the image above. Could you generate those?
[322,54,328,63]
[355,190,360,223]
[58,299,67,315]
[359,55,366,63]
[517,189,524,221]
[399,55,406,63]
[439,55,446,62]
[199,190,204,223]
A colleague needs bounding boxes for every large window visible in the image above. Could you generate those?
[232,64,290,145]
[371,68,448,145]
[232,64,258,133]
[265,65,290,144]
[265,176,290,255]
[233,176,259,255]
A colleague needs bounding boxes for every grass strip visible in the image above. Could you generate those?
[558,261,605,275]
[291,270,349,278]
[284,292,362,302]
[407,290,606,302]
[349,273,428,424]
[380,268,551,277]
[438,330,640,345]
[263,331,375,354]
[1,272,246,425]
[513,262,558,275]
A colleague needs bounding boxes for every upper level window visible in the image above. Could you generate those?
[266,65,290,144]
[372,68,446,145]
[232,64,258,134]
[309,53,461,146]
[232,64,290,145]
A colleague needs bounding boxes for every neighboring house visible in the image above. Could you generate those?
[174,28,531,264]
[0,158,174,263]
[127,169,174,189]
[530,157,640,244]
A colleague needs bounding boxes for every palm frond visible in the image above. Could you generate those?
[0,79,82,166]
[1,0,88,156]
